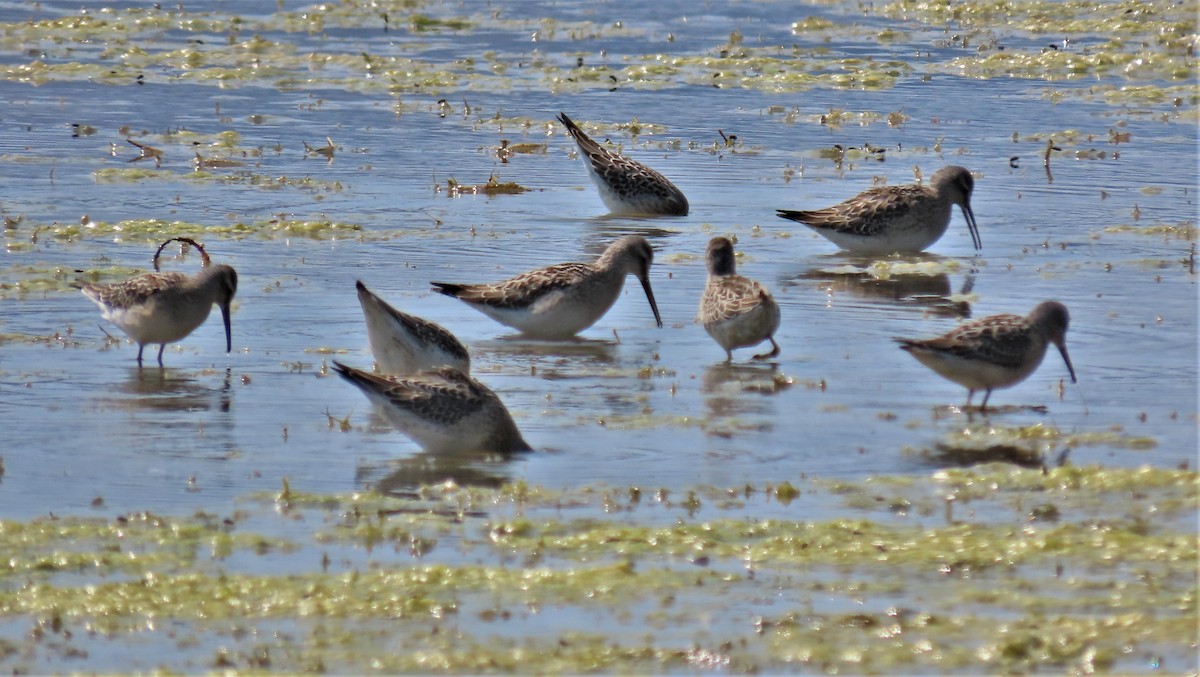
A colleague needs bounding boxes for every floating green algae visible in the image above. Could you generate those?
[0,263,102,297]
[917,423,1161,469]
[0,511,293,581]
[945,49,1193,81]
[1104,222,1197,240]
[932,462,1195,498]
[29,216,428,245]
[0,0,1191,103]
[0,467,1193,672]
[791,17,837,32]
[441,174,535,197]
[94,167,346,193]
[822,259,964,280]
[876,0,1195,37]
[869,0,1196,83]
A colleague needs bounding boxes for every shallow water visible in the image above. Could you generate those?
[0,0,1196,672]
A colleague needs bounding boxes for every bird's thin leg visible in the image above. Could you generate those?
[753,337,781,360]
[980,389,992,412]
[136,344,145,368]
[156,344,166,367]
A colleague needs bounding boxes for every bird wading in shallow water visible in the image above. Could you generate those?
[332,362,531,455]
[430,235,662,339]
[558,112,688,216]
[356,280,470,375]
[776,165,981,255]
[698,236,781,363]
[896,300,1076,411]
[79,243,237,367]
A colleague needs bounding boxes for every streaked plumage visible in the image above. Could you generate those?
[558,112,688,216]
[80,264,238,367]
[776,165,981,255]
[356,280,470,374]
[897,300,1076,410]
[430,235,662,339]
[699,237,781,362]
[332,362,531,454]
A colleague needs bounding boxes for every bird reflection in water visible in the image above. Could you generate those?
[478,336,619,359]
[700,362,793,432]
[109,366,234,413]
[358,448,521,497]
[788,263,976,319]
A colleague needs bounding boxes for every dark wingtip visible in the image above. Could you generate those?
[355,279,367,291]
[558,112,582,138]
[429,282,461,298]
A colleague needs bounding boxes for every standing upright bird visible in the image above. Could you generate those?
[698,237,781,363]
[430,235,662,340]
[558,112,689,216]
[896,300,1076,410]
[332,362,532,455]
[79,263,238,367]
[776,165,981,255]
[356,281,470,374]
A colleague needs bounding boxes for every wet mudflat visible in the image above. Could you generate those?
[0,0,1195,672]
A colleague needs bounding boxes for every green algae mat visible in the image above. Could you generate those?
[1,465,1194,673]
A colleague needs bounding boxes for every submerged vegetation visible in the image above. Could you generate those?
[0,0,1193,94]
[0,466,1194,672]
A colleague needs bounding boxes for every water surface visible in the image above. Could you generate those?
[0,0,1195,672]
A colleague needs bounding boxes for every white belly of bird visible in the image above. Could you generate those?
[479,286,620,339]
[818,221,948,256]
[910,348,1046,391]
[705,304,780,351]
[365,316,467,374]
[106,301,213,345]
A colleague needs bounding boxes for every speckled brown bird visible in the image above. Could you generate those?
[430,235,662,339]
[356,281,470,374]
[332,362,531,454]
[698,237,781,363]
[897,300,1076,410]
[777,165,981,255]
[79,264,238,367]
[558,112,688,216]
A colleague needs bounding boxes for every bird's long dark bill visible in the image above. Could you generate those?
[962,204,982,250]
[221,302,233,353]
[639,275,663,328]
[1056,341,1077,383]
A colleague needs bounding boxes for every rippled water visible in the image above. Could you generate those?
[1,1,1196,519]
[0,0,1196,669]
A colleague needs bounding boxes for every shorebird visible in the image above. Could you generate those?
[430,235,662,339]
[558,112,688,216]
[896,300,1076,410]
[79,264,238,367]
[332,362,531,454]
[356,281,470,374]
[698,236,781,362]
[776,165,981,255]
